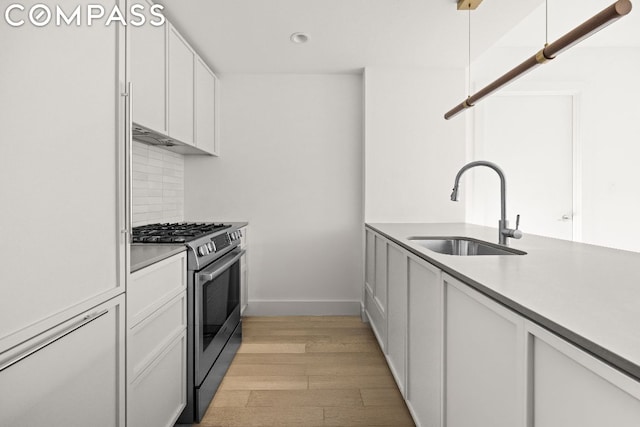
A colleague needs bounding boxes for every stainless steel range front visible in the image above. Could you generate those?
[132,222,244,424]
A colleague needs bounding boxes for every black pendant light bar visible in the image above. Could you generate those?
[444,0,632,120]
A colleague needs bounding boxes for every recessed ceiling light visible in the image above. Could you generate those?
[290,32,310,44]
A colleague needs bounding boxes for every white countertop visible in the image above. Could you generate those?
[367,222,640,380]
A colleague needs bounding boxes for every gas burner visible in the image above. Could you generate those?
[131,222,231,244]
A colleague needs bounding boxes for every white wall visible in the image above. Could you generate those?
[471,46,640,252]
[364,68,467,223]
[185,74,363,315]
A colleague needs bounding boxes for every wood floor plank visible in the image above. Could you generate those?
[247,389,363,407]
[200,407,324,427]
[242,327,373,337]
[323,406,415,426]
[210,390,251,408]
[226,363,306,377]
[243,315,363,323]
[360,388,406,406]
[220,375,308,391]
[237,343,306,353]
[308,375,396,390]
[306,342,380,353]
[305,362,390,376]
[233,351,385,366]
[242,334,333,344]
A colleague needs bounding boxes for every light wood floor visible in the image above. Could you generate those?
[199,316,415,427]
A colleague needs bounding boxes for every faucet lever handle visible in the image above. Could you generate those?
[515,214,520,230]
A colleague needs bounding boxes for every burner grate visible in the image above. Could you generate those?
[132,222,231,244]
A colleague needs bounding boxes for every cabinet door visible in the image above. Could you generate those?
[530,323,640,427]
[407,256,443,427]
[0,296,125,426]
[386,244,408,395]
[444,275,525,427]
[0,0,125,351]
[364,231,387,350]
[130,0,167,133]
[195,57,218,155]
[129,332,187,427]
[168,24,195,145]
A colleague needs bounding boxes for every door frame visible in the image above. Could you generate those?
[469,87,583,242]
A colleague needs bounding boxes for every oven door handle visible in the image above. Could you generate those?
[198,249,245,283]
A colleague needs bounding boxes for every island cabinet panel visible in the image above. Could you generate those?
[386,244,408,395]
[406,256,443,427]
[530,323,640,427]
[444,275,525,427]
[364,229,387,350]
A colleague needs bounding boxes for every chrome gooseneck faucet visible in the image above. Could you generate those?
[450,160,523,245]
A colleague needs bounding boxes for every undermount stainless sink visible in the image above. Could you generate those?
[408,237,527,256]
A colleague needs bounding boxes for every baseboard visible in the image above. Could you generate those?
[243,300,362,316]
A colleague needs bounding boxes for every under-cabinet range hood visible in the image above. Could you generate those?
[132,123,210,155]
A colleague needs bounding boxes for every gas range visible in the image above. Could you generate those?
[131,222,243,271]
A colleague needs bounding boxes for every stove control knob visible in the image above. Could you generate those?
[198,246,206,256]
[207,242,214,252]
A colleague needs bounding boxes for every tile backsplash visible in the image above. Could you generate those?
[132,141,184,226]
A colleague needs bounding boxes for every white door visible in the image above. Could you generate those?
[471,93,576,240]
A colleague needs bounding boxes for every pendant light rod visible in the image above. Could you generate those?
[444,0,632,120]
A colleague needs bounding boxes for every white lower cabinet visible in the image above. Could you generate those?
[128,332,187,427]
[127,252,187,427]
[0,295,125,427]
[530,323,640,427]
[364,227,640,427]
[364,229,388,351]
[386,244,408,394]
[444,275,525,427]
[407,256,443,427]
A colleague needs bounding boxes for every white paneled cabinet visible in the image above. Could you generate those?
[407,256,443,427]
[0,0,126,352]
[168,24,195,146]
[0,296,126,427]
[530,323,640,427]
[444,275,524,427]
[364,229,387,350]
[364,226,640,427]
[195,57,219,155]
[386,244,407,394]
[127,252,187,427]
[130,0,167,133]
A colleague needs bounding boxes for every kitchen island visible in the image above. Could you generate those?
[365,222,640,427]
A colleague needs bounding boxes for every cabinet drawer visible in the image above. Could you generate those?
[129,292,186,379]
[129,253,186,326]
[129,332,187,427]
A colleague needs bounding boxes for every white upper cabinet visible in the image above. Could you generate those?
[168,24,195,146]
[195,57,219,155]
[130,0,167,133]
[0,0,126,352]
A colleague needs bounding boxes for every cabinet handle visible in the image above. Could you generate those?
[123,82,133,242]
[0,309,109,373]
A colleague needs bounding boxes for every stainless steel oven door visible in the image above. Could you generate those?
[194,247,244,385]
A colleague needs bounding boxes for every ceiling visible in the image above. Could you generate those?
[161,0,544,74]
